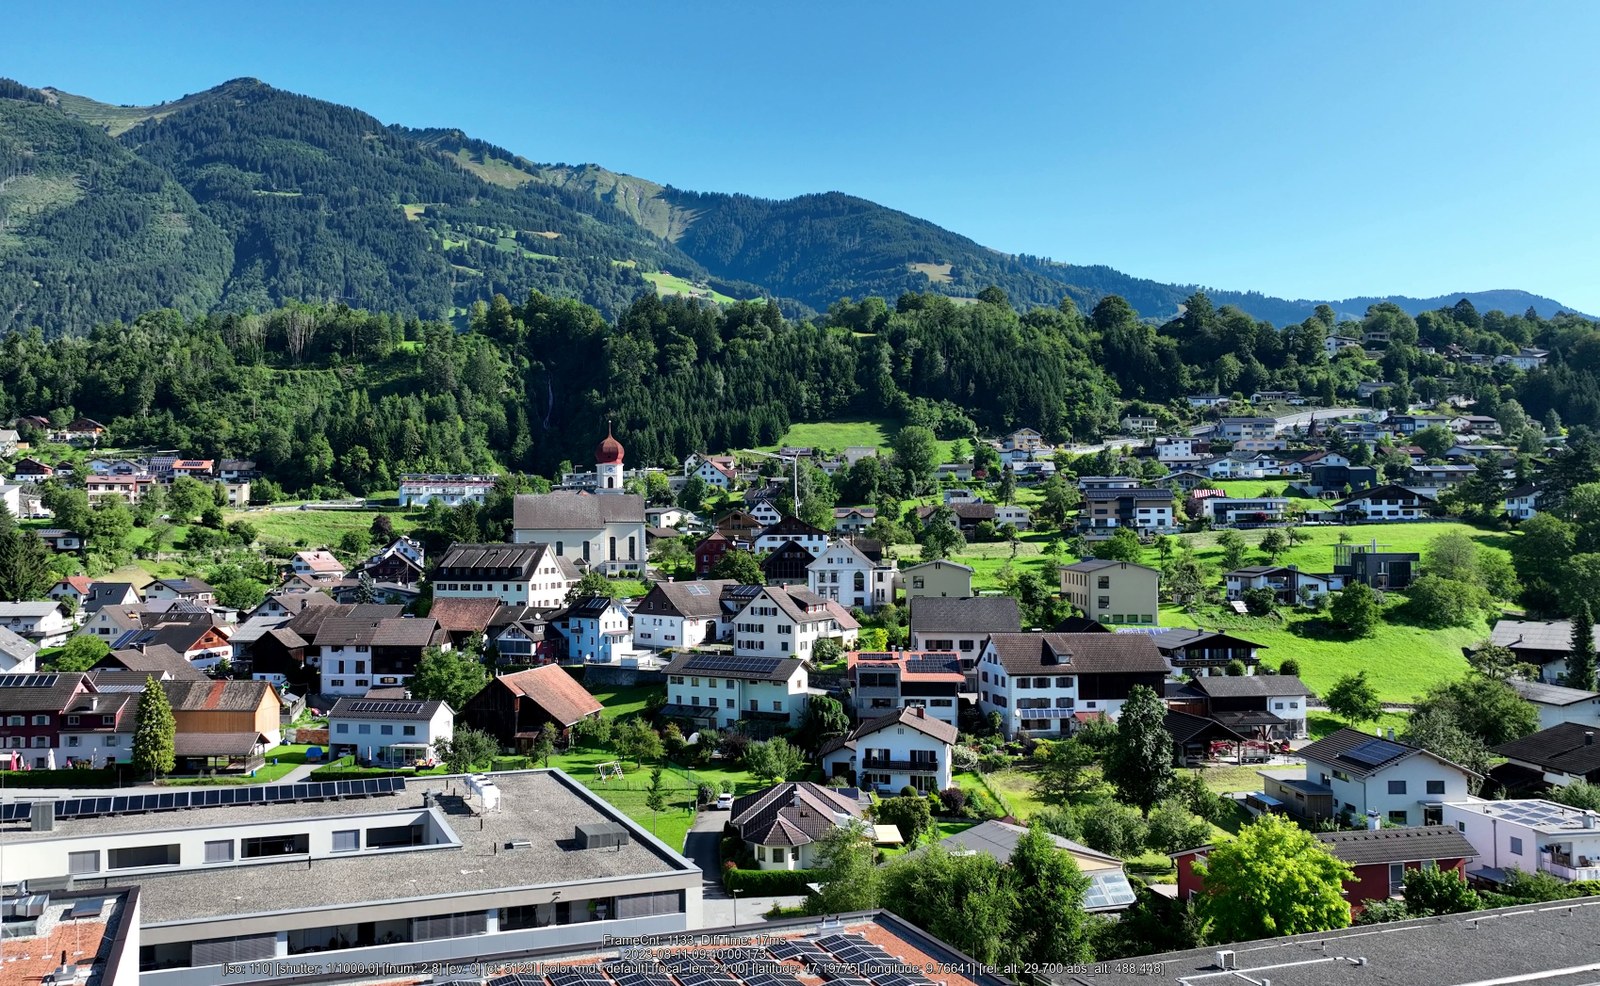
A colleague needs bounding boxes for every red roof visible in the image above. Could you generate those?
[595,427,625,465]
[500,665,603,726]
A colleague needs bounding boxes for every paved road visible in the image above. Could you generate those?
[685,808,805,928]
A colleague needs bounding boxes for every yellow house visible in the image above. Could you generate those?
[898,560,974,601]
[1059,559,1161,625]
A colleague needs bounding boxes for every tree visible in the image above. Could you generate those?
[805,820,881,915]
[1258,529,1289,563]
[1569,602,1598,690]
[212,575,266,612]
[370,514,396,541]
[533,722,557,768]
[1194,814,1353,941]
[708,549,764,585]
[566,569,618,604]
[795,695,850,755]
[0,530,57,601]
[435,727,498,773]
[166,475,210,521]
[1401,705,1489,780]
[1093,527,1143,563]
[1277,658,1302,677]
[1399,866,1481,917]
[875,795,935,845]
[1414,673,1538,748]
[1466,643,1536,681]
[338,529,371,557]
[1404,574,1491,629]
[893,426,940,498]
[1216,530,1247,571]
[1103,685,1174,815]
[613,718,664,768]
[645,767,668,833]
[678,473,710,512]
[881,847,1018,966]
[48,635,109,673]
[1412,425,1455,460]
[1330,583,1381,636]
[1241,586,1277,616]
[744,736,806,783]
[811,636,844,668]
[409,645,488,712]
[920,515,966,561]
[1033,737,1096,804]
[1325,670,1381,726]
[996,469,1017,505]
[1008,823,1094,965]
[132,675,176,780]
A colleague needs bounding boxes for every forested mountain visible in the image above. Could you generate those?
[0,75,1584,336]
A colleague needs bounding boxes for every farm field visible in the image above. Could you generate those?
[642,271,740,305]
[225,507,419,548]
[762,419,967,460]
[1139,521,1513,574]
[1206,479,1323,501]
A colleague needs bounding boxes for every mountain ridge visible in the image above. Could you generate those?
[0,75,1585,334]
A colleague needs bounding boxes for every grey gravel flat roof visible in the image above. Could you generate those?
[17,770,692,925]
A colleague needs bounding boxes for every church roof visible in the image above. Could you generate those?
[595,427,625,466]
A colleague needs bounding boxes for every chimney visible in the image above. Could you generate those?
[1386,728,1395,741]
[1367,810,1381,831]
[1588,732,1595,747]
[913,707,925,719]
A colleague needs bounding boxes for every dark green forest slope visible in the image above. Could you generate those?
[0,75,1583,335]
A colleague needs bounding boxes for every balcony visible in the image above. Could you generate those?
[861,755,940,772]
[1543,848,1600,881]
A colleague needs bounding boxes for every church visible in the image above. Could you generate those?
[511,428,648,576]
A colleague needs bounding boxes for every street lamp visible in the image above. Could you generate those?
[730,887,742,927]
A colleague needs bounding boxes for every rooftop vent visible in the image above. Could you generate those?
[575,822,630,850]
[1215,950,1235,970]
[505,840,535,850]
[30,802,53,832]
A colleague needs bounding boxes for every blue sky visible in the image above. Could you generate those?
[9,1,1600,312]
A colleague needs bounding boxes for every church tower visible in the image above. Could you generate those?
[595,424,625,493]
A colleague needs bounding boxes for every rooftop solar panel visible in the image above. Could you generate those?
[1342,738,1408,768]
[1083,870,1138,910]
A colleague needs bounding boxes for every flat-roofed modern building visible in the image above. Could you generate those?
[0,770,701,986]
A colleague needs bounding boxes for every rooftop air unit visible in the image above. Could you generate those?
[575,822,631,850]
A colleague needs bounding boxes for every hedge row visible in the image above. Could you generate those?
[0,767,129,787]
[308,767,413,781]
[723,867,817,896]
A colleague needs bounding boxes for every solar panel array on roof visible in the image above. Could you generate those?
[1342,738,1408,768]
[683,654,783,675]
[487,976,542,986]
[346,700,426,715]
[1084,870,1138,910]
[685,584,710,596]
[0,673,59,688]
[905,657,960,674]
[0,777,407,823]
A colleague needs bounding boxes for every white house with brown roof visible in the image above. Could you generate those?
[807,539,893,612]
[730,586,858,661]
[820,707,957,793]
[328,697,453,765]
[432,542,574,609]
[976,632,1171,738]
[662,651,809,729]
[291,550,346,580]
[728,781,866,870]
[631,580,734,651]
[512,491,647,576]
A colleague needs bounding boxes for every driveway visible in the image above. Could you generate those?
[685,808,806,928]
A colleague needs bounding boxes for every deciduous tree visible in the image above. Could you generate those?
[1103,685,1173,815]
[1325,670,1381,726]
[1194,814,1353,941]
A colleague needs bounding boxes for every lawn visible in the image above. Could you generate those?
[643,271,741,305]
[1207,480,1323,501]
[897,534,1067,592]
[761,419,966,461]
[586,682,663,719]
[1143,521,1512,575]
[542,749,764,851]
[1159,602,1477,704]
[160,744,320,785]
[1308,710,1410,740]
[227,507,418,549]
[982,765,1049,821]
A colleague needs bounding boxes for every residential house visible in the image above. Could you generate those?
[662,650,809,730]
[1333,541,1419,590]
[761,540,818,585]
[729,585,858,660]
[361,537,425,585]
[1306,462,1378,495]
[1058,560,1160,625]
[1492,722,1600,790]
[1250,390,1300,405]
[1261,727,1477,826]
[218,458,257,481]
[55,684,134,768]
[512,490,647,576]
[1490,619,1600,684]
[396,473,498,507]
[1216,417,1279,441]
[432,542,574,609]
[0,602,73,647]
[1076,487,1176,536]
[291,549,346,581]
[1499,347,1550,371]
[846,650,964,727]
[728,782,866,870]
[931,820,1137,912]
[898,560,974,602]
[1186,394,1230,408]
[49,575,93,609]
[832,506,878,535]
[917,502,995,535]
[61,417,106,443]
[0,672,98,768]
[1443,799,1600,885]
[1505,484,1544,521]
[1165,470,1213,493]
[1327,334,1363,356]
[820,707,957,793]
[553,596,633,663]
[1120,414,1159,433]
[908,595,1021,687]
[317,615,446,696]
[119,617,233,670]
[994,505,1032,530]
[1336,484,1435,521]
[1174,826,1476,915]
[693,532,736,577]
[83,474,158,504]
[1149,628,1265,677]
[1077,475,1143,492]
[632,580,732,651]
[1185,673,1313,739]
[143,577,216,605]
[92,644,208,681]
[1225,565,1338,606]
[247,588,335,622]
[1508,681,1600,732]
[460,665,602,748]
[976,633,1171,738]
[1155,436,1201,461]
[1406,464,1476,497]
[748,498,783,528]
[35,528,84,553]
[162,678,283,755]
[1199,496,1291,527]
[11,457,54,479]
[686,453,737,489]
[0,627,38,674]
[327,697,453,765]
[807,539,893,612]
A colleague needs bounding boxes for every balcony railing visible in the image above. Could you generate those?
[861,756,940,772]
[1544,859,1600,882]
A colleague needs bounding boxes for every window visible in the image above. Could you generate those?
[1509,836,1524,855]
[403,725,417,736]
[335,723,348,734]
[1388,780,1407,795]
[204,840,234,863]
[1457,821,1467,833]
[106,736,118,747]
[66,715,79,726]
[1388,810,1408,825]
[66,736,80,748]
[68,850,99,875]
[332,830,360,853]
[30,715,46,726]
[358,724,371,735]
[242,834,310,859]
[108,844,180,869]
[1426,780,1446,795]
[772,701,782,712]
